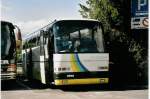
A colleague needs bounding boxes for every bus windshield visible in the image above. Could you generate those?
[1,22,14,59]
[54,20,104,53]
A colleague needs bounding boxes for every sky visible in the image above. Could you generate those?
[1,0,86,38]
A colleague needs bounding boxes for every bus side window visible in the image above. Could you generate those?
[36,36,40,46]
[32,37,36,47]
[28,39,32,48]
[50,36,54,52]
[26,41,29,49]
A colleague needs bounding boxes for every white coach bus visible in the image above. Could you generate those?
[22,19,109,85]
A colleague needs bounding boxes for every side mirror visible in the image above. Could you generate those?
[40,30,44,44]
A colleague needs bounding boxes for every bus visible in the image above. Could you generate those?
[22,19,109,85]
[1,21,22,81]
[1,21,17,80]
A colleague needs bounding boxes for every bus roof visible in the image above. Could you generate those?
[1,20,13,25]
[24,19,100,40]
[1,20,15,29]
[53,19,99,24]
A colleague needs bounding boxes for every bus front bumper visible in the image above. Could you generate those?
[1,73,16,80]
[54,78,109,85]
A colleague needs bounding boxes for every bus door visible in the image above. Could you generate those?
[47,29,54,82]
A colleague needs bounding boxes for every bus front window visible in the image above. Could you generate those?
[1,24,11,59]
[54,21,104,53]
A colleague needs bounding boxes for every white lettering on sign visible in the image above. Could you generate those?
[131,17,148,29]
[138,0,147,11]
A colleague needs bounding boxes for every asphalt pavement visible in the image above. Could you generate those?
[1,79,148,99]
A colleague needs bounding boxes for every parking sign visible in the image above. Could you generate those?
[131,0,148,29]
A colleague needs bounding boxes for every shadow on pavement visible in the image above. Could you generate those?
[1,80,29,91]
[58,84,148,92]
[1,78,148,92]
[1,79,48,91]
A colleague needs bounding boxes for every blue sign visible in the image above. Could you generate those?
[131,0,148,29]
[131,0,148,17]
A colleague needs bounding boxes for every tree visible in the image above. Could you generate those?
[80,0,126,32]
[79,0,148,85]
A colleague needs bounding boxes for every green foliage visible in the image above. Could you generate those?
[79,0,119,33]
[129,40,146,65]
[79,0,148,84]
[79,0,147,66]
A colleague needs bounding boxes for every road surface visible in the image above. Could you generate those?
[1,80,148,99]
